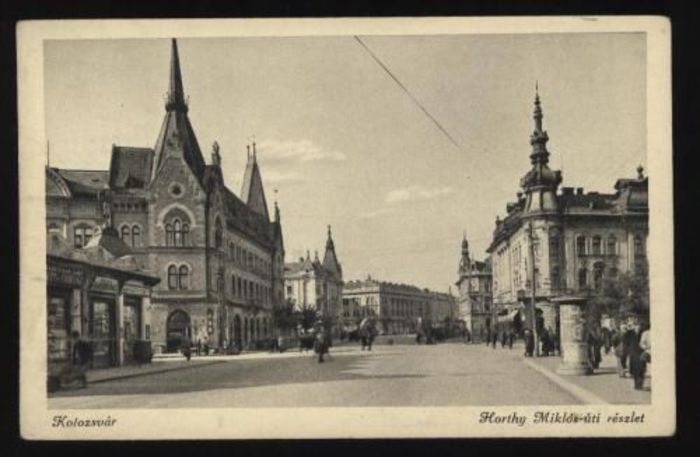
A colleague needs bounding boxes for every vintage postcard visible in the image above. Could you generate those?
[18,17,674,439]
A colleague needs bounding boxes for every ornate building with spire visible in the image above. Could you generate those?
[283,226,344,335]
[45,39,285,356]
[455,234,492,342]
[487,89,649,334]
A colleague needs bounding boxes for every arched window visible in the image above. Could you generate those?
[168,265,178,289]
[165,223,174,246]
[121,225,131,242]
[576,236,586,256]
[592,236,602,255]
[182,223,189,246]
[578,268,588,289]
[131,225,140,247]
[607,235,617,256]
[73,225,94,248]
[214,218,223,248]
[593,262,605,290]
[179,265,189,290]
[173,220,181,246]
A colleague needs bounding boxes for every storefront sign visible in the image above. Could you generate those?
[48,263,84,287]
[90,276,120,293]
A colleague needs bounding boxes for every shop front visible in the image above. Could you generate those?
[47,253,159,381]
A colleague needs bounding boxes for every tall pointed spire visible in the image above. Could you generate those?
[152,38,206,183]
[529,84,549,165]
[165,39,188,113]
[322,225,341,278]
[241,140,270,220]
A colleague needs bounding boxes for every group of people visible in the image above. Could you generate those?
[611,322,651,390]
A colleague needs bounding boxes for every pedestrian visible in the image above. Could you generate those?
[602,327,612,355]
[524,328,534,357]
[540,328,550,357]
[627,323,647,390]
[315,327,329,363]
[508,330,514,349]
[491,330,498,348]
[613,324,628,377]
[586,323,602,370]
[500,330,507,348]
[196,338,202,356]
[181,336,192,361]
[485,328,491,346]
[633,323,651,390]
[70,331,92,388]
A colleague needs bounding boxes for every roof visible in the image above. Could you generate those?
[54,169,110,196]
[240,153,270,220]
[222,187,274,248]
[109,146,154,189]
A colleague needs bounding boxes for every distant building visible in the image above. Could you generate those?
[284,226,343,333]
[486,90,649,333]
[45,39,285,354]
[455,234,492,341]
[342,277,455,335]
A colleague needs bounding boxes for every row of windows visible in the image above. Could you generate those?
[575,234,645,257]
[230,274,271,304]
[167,265,190,290]
[166,218,190,247]
[226,242,271,278]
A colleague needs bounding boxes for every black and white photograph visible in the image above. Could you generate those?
[18,17,674,438]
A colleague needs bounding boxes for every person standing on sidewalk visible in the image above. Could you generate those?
[524,328,534,357]
[628,323,646,390]
[70,331,92,388]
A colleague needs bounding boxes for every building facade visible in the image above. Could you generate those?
[46,39,285,353]
[283,226,344,333]
[342,277,455,335]
[455,235,493,341]
[47,227,160,374]
[486,90,649,334]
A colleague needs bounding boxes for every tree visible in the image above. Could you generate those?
[272,299,297,334]
[297,303,319,332]
[588,266,649,325]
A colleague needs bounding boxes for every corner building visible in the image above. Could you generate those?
[45,39,285,353]
[486,90,649,334]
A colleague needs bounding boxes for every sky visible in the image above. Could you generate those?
[44,33,646,293]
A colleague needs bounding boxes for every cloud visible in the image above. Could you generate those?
[358,207,397,220]
[257,139,346,163]
[262,169,306,184]
[385,185,455,204]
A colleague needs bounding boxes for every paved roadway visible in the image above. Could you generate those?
[49,342,580,408]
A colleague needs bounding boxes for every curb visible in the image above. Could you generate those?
[522,358,609,405]
[88,360,226,384]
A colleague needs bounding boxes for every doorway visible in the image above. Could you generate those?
[166,310,191,352]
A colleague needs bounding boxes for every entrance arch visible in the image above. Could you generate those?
[166,310,191,352]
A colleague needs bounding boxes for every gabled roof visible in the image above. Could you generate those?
[109,146,154,189]
[221,187,274,248]
[54,169,110,196]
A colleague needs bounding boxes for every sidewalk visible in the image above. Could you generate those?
[524,351,651,405]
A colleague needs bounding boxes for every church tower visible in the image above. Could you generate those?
[241,142,270,220]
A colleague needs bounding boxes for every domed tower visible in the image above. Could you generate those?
[519,86,562,216]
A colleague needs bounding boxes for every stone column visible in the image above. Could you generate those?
[116,292,125,366]
[141,295,151,340]
[553,296,592,375]
[71,288,82,335]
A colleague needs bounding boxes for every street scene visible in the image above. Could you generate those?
[43,33,651,409]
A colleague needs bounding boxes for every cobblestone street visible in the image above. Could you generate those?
[47,342,648,409]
